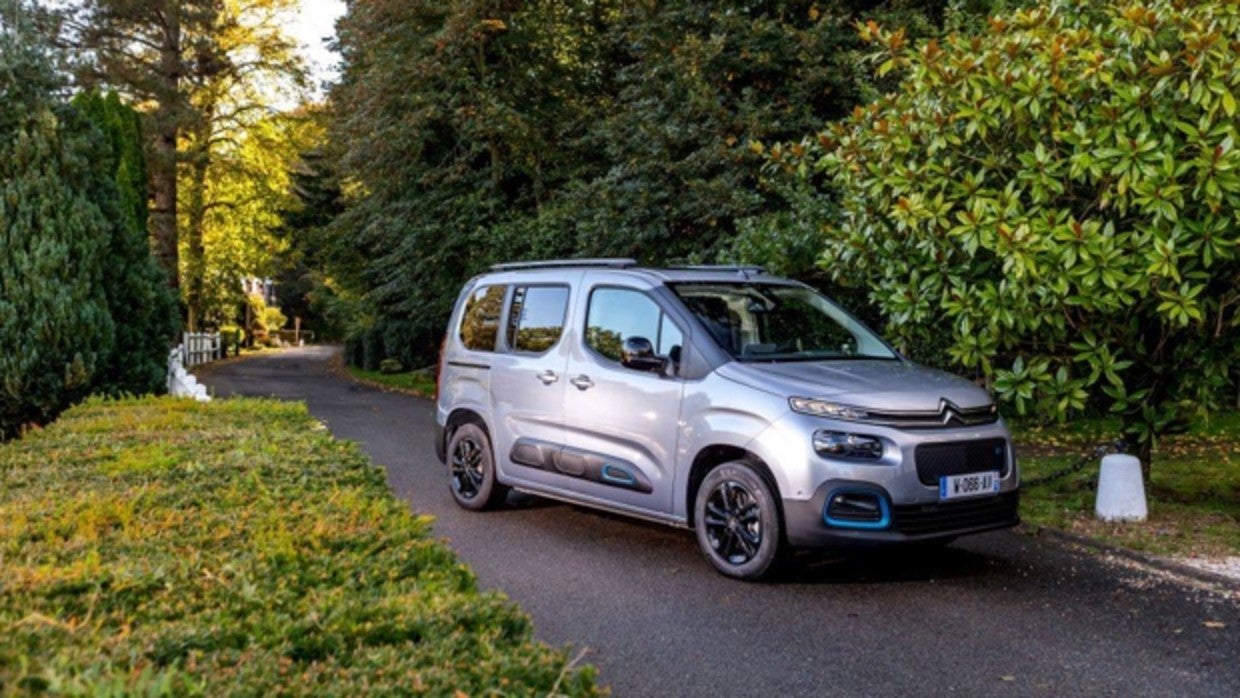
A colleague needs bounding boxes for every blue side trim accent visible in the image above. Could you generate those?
[601,464,637,486]
[823,487,892,530]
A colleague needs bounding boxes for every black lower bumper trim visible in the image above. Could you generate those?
[892,491,1020,536]
[783,480,1019,548]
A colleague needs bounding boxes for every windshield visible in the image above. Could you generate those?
[669,283,898,362]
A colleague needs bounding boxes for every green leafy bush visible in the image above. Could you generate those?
[0,397,596,695]
[781,0,1240,467]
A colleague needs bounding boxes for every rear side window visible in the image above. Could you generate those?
[459,284,506,352]
[507,285,570,353]
[585,287,683,362]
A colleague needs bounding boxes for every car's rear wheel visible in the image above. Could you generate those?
[694,461,783,580]
[447,423,509,510]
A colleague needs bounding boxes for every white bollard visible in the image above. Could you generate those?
[1095,454,1147,522]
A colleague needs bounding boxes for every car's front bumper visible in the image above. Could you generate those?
[782,479,1020,548]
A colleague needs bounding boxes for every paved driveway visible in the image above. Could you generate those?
[201,346,1239,697]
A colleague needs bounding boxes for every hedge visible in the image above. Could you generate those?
[0,397,596,695]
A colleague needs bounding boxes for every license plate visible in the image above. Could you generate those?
[939,471,1001,500]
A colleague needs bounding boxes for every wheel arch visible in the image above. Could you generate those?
[686,445,784,530]
[442,408,490,460]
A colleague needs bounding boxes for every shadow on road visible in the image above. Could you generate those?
[776,545,1006,586]
[503,491,1010,587]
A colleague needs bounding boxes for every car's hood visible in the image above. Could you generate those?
[717,359,992,412]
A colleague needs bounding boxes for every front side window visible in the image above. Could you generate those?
[585,287,683,364]
[506,285,570,353]
[670,283,896,362]
[459,284,506,352]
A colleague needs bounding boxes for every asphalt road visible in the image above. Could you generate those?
[200,346,1239,697]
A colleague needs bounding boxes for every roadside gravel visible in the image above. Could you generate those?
[1176,556,1240,584]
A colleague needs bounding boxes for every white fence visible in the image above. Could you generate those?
[182,332,222,367]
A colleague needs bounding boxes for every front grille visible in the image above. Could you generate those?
[914,438,1008,486]
[891,491,1019,536]
[862,403,999,429]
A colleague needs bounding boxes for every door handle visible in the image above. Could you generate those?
[537,370,558,385]
[569,374,594,390]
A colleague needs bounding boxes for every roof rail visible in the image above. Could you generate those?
[665,264,768,275]
[489,258,638,272]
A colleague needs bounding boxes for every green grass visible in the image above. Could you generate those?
[0,397,596,695]
[1014,412,1239,557]
[346,366,437,396]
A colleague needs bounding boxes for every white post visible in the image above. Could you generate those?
[1095,454,1148,522]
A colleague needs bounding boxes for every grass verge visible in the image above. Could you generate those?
[346,365,437,397]
[0,397,596,695]
[1014,411,1239,558]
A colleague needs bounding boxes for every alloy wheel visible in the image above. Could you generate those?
[450,436,485,500]
[703,479,763,566]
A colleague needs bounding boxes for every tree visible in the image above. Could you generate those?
[72,0,306,331]
[73,0,224,289]
[73,90,180,396]
[274,140,351,340]
[550,1,939,264]
[0,0,114,437]
[777,0,1240,471]
[189,111,315,328]
[177,0,306,330]
[322,0,955,368]
[328,0,598,367]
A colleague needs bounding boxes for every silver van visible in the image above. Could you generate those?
[435,260,1019,579]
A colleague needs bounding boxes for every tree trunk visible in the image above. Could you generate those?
[149,2,181,291]
[184,150,208,331]
[183,97,214,332]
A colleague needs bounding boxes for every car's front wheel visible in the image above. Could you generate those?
[447,423,509,510]
[694,461,784,580]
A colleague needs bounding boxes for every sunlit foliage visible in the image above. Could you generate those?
[774,0,1240,466]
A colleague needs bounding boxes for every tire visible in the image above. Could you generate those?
[694,461,784,580]
[446,423,509,510]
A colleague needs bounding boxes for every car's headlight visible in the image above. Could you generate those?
[789,397,869,421]
[813,430,884,460]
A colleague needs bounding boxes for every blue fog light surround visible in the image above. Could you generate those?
[823,487,892,530]
[601,464,637,486]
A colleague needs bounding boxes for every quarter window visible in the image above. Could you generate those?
[458,285,506,352]
[507,285,569,353]
[585,287,683,365]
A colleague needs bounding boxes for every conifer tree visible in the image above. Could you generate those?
[0,0,115,437]
[73,90,180,396]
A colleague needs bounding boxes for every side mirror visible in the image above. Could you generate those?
[621,336,666,373]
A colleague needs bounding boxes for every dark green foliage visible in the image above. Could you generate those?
[327,0,587,366]
[0,4,114,438]
[0,397,598,694]
[275,145,352,340]
[73,90,180,396]
[546,1,937,263]
[323,0,955,368]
